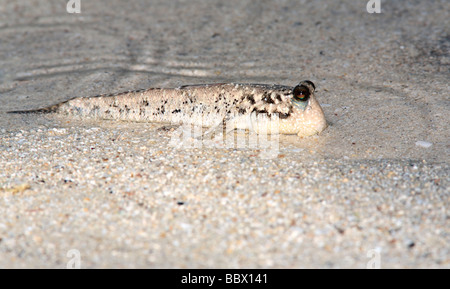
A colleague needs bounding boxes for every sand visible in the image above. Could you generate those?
[0,0,448,268]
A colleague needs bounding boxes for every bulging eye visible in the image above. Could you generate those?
[293,85,310,102]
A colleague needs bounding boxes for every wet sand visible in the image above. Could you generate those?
[0,0,448,268]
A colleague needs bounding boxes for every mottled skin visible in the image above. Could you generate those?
[9,80,327,137]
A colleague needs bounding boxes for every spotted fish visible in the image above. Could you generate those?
[9,80,327,137]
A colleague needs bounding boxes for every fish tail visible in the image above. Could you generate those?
[7,101,68,114]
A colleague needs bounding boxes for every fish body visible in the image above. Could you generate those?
[9,80,327,137]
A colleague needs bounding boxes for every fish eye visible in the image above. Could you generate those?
[292,85,310,102]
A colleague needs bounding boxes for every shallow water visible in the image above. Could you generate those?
[1,0,448,163]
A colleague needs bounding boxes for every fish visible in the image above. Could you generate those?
[8,80,327,137]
